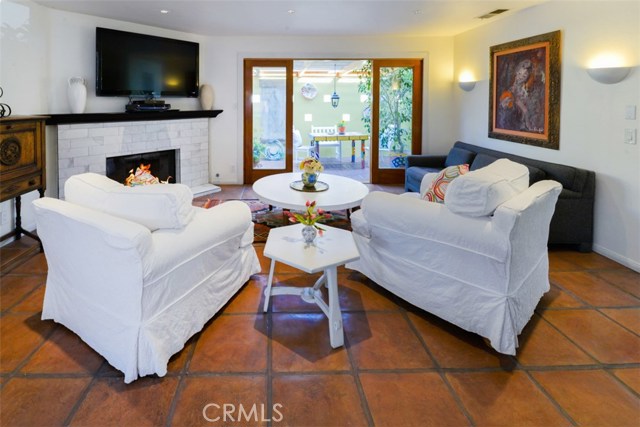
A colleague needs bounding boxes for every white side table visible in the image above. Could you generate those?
[262,224,360,348]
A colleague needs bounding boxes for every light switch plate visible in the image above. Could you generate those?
[625,105,637,120]
[624,128,637,144]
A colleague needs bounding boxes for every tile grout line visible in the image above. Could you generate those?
[342,315,375,427]
[266,309,274,427]
[61,369,100,426]
[164,339,198,427]
[401,310,477,427]
[524,370,578,426]
[595,307,640,338]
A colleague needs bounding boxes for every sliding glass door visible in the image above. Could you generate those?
[243,58,422,185]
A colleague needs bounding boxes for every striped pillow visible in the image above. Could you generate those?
[423,164,469,203]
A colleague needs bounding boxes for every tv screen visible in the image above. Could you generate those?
[96,27,199,98]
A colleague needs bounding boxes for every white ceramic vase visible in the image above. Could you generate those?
[67,77,87,114]
[199,84,214,110]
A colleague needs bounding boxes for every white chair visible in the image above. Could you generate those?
[293,128,312,161]
[32,173,261,383]
[311,125,341,160]
[346,159,562,355]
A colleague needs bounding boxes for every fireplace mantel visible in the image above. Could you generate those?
[45,109,223,125]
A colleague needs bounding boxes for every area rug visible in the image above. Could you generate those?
[193,196,351,243]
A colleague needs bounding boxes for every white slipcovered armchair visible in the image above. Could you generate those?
[32,173,260,382]
[346,159,561,354]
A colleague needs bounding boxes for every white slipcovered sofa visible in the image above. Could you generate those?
[346,159,562,354]
[32,173,260,382]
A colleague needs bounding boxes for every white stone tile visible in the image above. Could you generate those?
[58,147,89,159]
[89,127,120,137]
[59,128,89,139]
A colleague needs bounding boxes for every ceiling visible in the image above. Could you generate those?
[31,0,545,38]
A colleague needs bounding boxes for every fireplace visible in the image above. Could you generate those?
[106,149,178,185]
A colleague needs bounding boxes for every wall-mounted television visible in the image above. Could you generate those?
[96,27,199,98]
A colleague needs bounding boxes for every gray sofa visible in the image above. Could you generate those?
[405,141,595,252]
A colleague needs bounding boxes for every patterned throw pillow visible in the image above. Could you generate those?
[423,164,469,203]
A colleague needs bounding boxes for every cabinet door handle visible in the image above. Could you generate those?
[28,179,37,186]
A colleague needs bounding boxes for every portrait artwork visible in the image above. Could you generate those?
[489,31,561,150]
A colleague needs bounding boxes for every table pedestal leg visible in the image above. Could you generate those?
[325,266,343,348]
[262,259,276,312]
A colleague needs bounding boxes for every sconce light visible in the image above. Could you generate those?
[458,81,476,91]
[304,113,313,122]
[586,67,631,84]
[458,70,476,92]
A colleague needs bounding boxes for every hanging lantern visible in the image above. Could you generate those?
[331,63,340,108]
[331,91,340,108]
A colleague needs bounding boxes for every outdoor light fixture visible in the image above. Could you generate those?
[331,63,340,108]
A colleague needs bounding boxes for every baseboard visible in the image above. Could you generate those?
[192,183,221,197]
[593,244,640,272]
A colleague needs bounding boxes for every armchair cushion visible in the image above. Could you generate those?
[65,173,195,231]
[445,159,529,217]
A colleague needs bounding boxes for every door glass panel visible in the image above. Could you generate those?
[252,66,286,170]
[378,66,413,169]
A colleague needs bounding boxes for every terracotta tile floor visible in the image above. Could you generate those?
[1,185,639,426]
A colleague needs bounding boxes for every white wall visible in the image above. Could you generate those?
[453,1,640,270]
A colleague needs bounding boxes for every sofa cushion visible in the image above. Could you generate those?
[470,153,499,170]
[405,166,441,192]
[65,173,195,231]
[526,165,546,184]
[444,147,476,168]
[445,159,529,216]
[423,164,469,203]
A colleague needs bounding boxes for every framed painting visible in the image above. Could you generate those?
[489,30,561,150]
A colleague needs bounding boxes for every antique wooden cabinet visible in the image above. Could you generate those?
[0,115,47,245]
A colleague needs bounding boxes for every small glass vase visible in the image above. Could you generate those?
[301,225,317,243]
[301,172,318,189]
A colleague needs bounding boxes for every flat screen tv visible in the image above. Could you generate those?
[96,27,199,98]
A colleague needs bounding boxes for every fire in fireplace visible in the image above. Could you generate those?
[106,149,178,185]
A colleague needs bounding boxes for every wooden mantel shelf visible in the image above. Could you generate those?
[45,109,223,125]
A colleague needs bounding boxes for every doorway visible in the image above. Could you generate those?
[243,58,422,185]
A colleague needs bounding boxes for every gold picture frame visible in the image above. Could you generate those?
[489,30,561,150]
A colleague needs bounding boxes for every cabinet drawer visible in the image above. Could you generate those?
[0,121,42,180]
[1,175,42,201]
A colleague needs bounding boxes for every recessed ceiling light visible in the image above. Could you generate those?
[413,9,422,15]
[287,9,295,14]
[160,9,169,14]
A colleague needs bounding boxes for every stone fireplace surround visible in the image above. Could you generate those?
[50,111,222,199]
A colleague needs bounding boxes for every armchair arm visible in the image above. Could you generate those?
[406,155,447,168]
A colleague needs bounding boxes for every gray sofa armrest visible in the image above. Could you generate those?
[406,155,447,168]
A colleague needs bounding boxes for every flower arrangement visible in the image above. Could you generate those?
[299,157,324,173]
[284,200,331,235]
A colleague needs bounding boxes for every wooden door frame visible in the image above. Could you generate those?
[370,59,423,184]
[243,59,293,184]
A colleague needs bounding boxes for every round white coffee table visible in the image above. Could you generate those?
[252,172,369,211]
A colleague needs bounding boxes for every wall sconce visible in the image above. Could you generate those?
[586,67,631,84]
[458,70,476,91]
[304,113,313,122]
[458,81,476,91]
